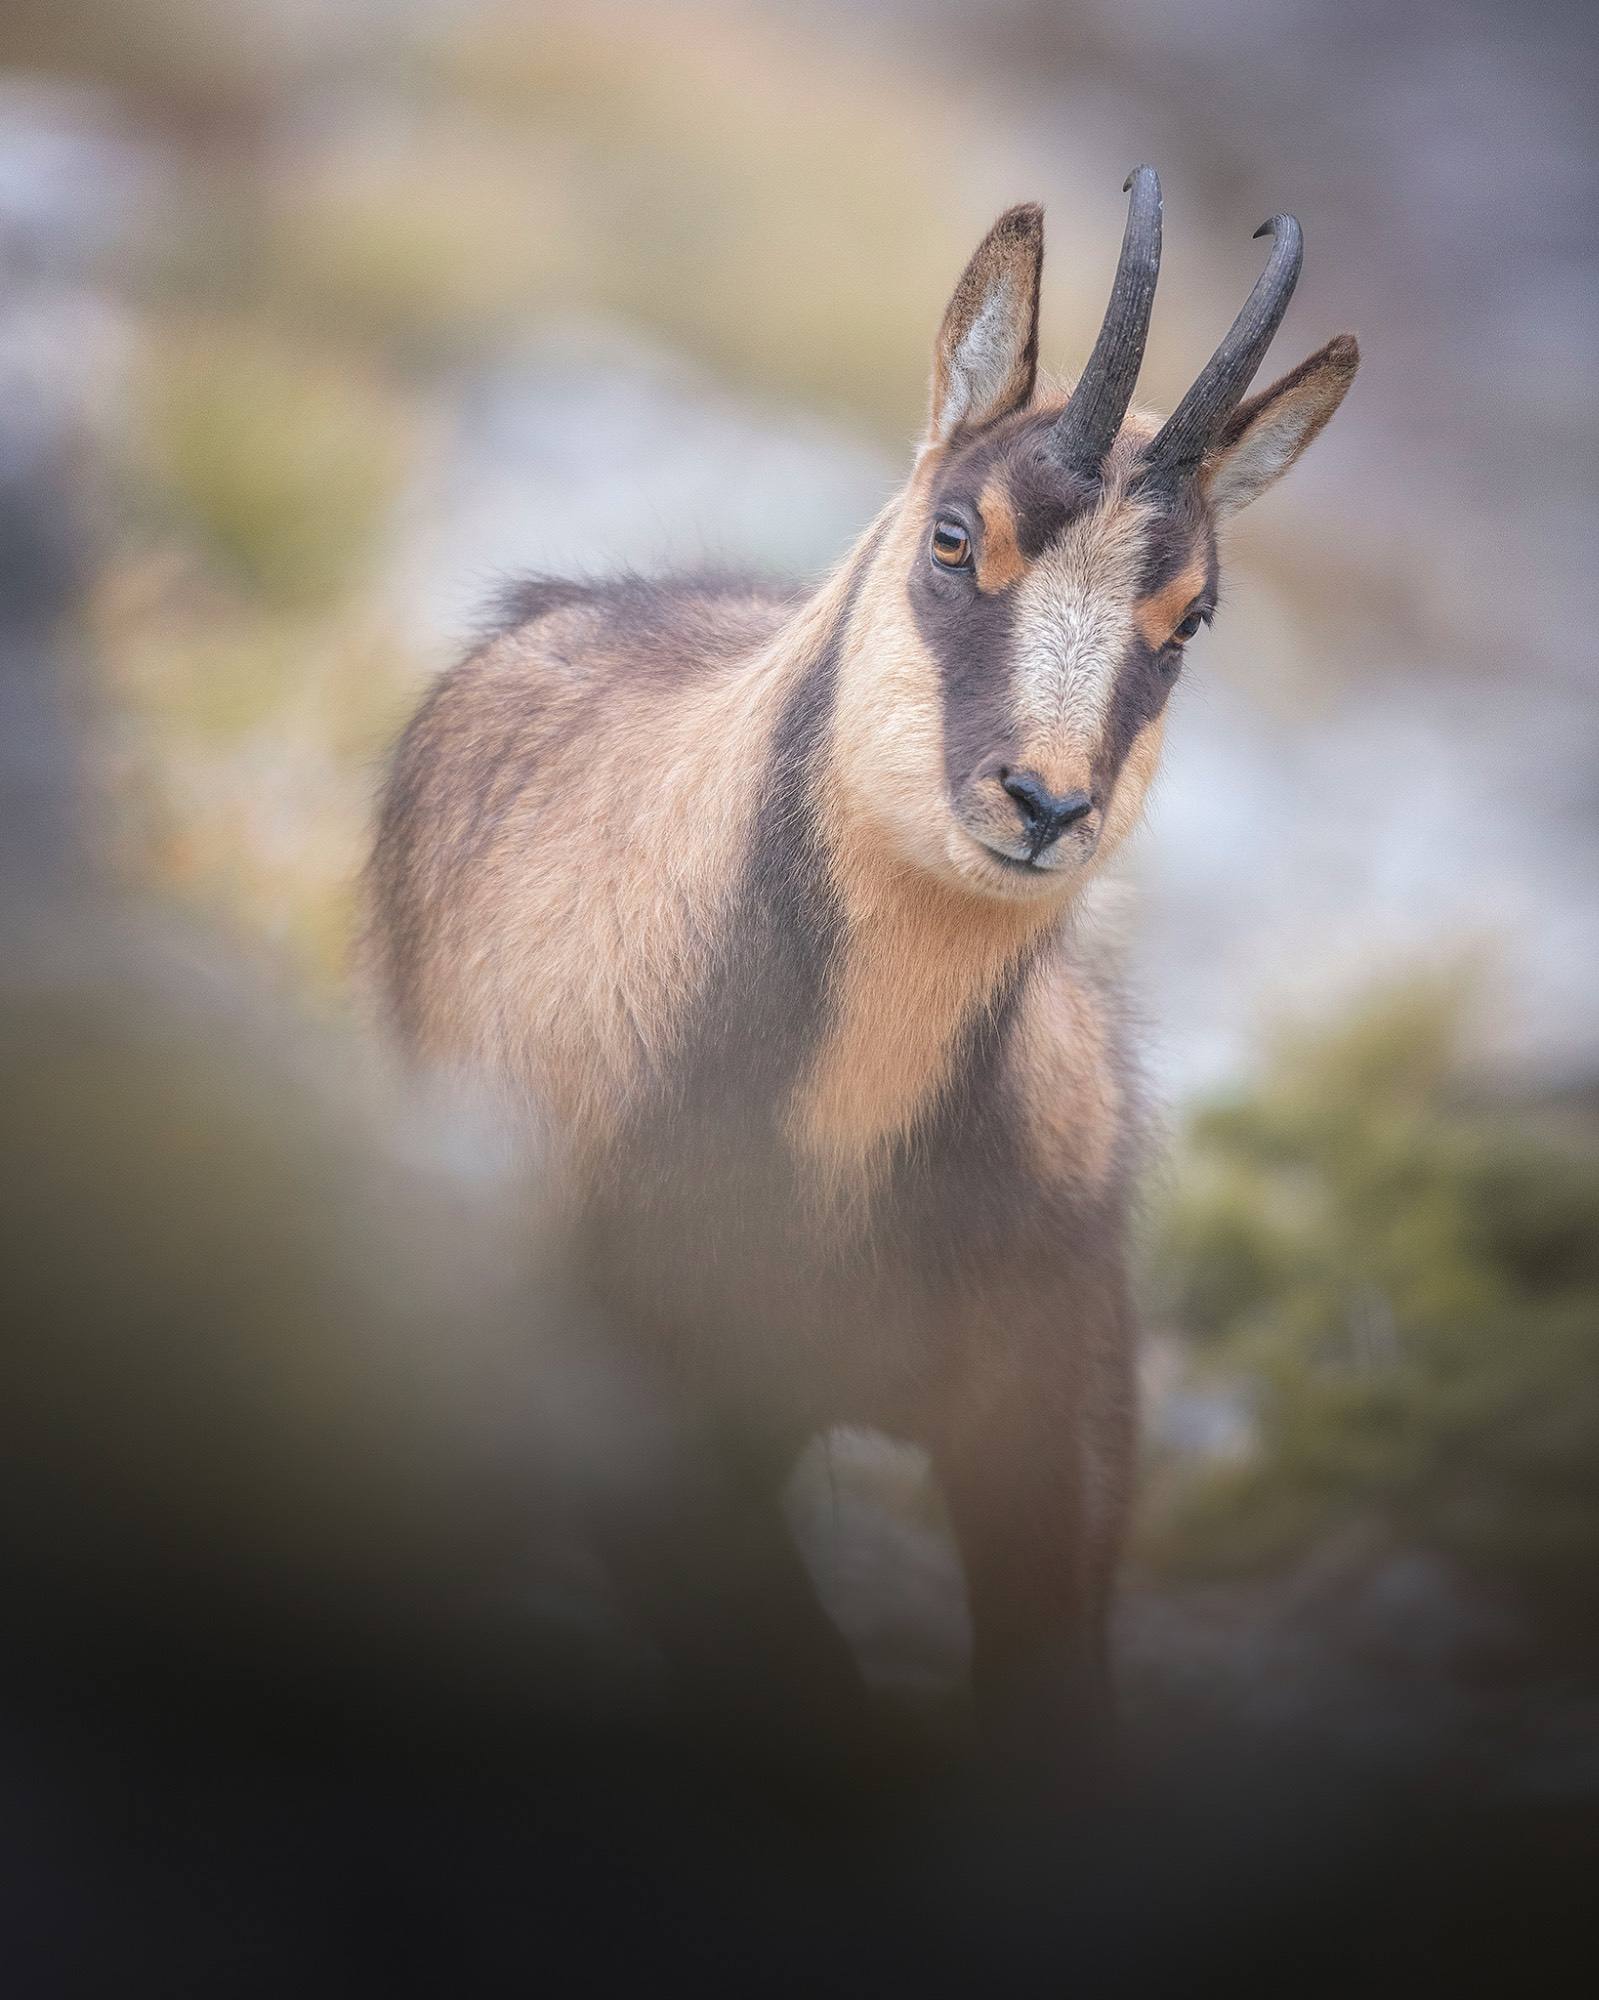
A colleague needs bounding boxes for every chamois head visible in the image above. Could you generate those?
[836,168,1358,903]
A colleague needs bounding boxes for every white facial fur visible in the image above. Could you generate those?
[1008,487,1155,756]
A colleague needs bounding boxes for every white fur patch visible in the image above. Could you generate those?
[1207,402,1315,517]
[938,277,1016,439]
[1009,491,1154,749]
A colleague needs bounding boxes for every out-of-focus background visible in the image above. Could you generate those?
[3,2,1598,1963]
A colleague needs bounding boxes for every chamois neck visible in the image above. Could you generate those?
[767,505,1060,1185]
[784,842,1051,1187]
[770,500,900,682]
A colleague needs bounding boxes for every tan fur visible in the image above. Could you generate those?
[376,564,877,1160]
[1094,716,1166,866]
[1010,462,1157,759]
[784,493,1047,1190]
[1135,558,1210,651]
[975,476,1028,593]
[1013,966,1124,1197]
[827,482,964,882]
[786,446,1173,1196]
[789,851,1047,1194]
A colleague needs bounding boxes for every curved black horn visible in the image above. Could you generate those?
[1145,212,1303,482]
[1050,165,1163,476]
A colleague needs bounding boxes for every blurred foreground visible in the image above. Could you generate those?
[3,1,1598,1987]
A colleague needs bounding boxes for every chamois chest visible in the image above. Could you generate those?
[578,879,1130,1423]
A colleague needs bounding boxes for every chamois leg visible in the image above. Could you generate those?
[934,1389,1124,1768]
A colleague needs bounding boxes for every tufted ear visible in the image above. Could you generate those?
[928,204,1044,445]
[1202,333,1359,519]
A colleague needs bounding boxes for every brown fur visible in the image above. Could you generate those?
[974,476,1029,593]
[929,204,1043,442]
[364,198,1357,1742]
[1135,557,1210,651]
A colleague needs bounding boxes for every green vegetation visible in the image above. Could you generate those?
[419,2,970,431]
[135,324,413,610]
[1140,982,1599,1651]
[94,316,422,992]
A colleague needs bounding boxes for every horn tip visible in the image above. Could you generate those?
[1123,164,1159,195]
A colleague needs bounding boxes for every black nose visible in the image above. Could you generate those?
[1000,770,1096,857]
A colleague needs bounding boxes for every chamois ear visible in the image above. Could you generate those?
[1201,333,1359,519]
[928,204,1044,444]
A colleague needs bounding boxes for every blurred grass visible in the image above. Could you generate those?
[132,321,415,609]
[415,1,975,432]
[92,309,422,991]
[35,1,989,429]
[89,559,419,994]
[257,119,577,364]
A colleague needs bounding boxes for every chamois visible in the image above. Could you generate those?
[365,168,1358,1742]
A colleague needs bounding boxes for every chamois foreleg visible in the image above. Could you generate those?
[933,1285,1134,1762]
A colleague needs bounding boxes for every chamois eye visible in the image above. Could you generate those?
[1172,609,1206,644]
[930,518,973,570]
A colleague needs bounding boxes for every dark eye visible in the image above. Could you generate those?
[1172,609,1206,644]
[930,518,973,570]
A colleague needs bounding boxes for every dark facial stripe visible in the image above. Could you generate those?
[917,555,1022,797]
[912,414,1104,797]
[1096,530,1215,795]
[1083,489,1214,794]
[1094,635,1171,797]
[1135,485,1212,597]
